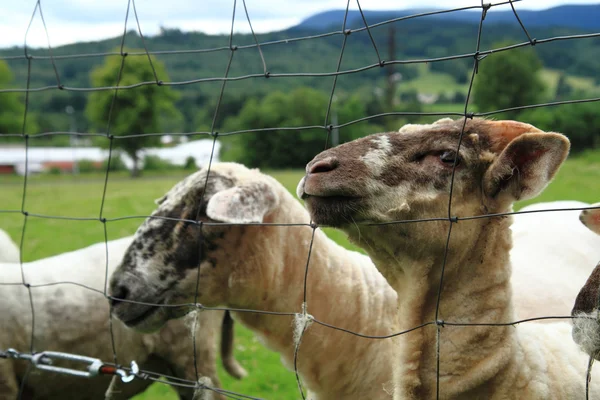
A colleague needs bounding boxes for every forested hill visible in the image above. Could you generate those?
[295,4,600,31]
[0,5,599,134]
[2,18,599,91]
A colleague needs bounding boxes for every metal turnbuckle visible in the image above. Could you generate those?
[3,348,139,382]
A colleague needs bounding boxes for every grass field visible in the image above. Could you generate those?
[540,69,600,97]
[1,150,599,399]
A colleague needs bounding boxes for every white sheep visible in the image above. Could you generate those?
[0,236,246,400]
[108,162,600,399]
[299,117,600,398]
[510,200,600,321]
[0,228,19,263]
[571,203,600,360]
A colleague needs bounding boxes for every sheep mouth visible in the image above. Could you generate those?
[303,195,364,227]
[297,174,363,200]
[120,302,164,329]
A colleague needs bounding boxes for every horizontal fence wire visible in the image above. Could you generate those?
[1,0,599,399]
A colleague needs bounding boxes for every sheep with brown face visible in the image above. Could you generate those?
[108,162,401,400]
[571,203,600,360]
[298,117,600,399]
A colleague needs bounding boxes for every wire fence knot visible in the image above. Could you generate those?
[192,376,215,400]
[482,3,492,21]
[293,303,314,348]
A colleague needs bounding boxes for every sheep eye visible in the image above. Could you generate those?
[439,150,460,166]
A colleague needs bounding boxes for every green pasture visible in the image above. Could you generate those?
[1,150,599,399]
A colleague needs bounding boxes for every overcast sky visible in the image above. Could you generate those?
[1,0,598,49]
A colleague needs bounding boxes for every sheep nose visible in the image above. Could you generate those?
[109,284,130,307]
[308,157,338,174]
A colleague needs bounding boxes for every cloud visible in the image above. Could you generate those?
[0,0,597,49]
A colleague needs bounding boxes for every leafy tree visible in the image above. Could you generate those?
[220,88,377,168]
[86,49,182,177]
[365,86,423,131]
[520,102,600,153]
[2,23,599,146]
[472,46,546,118]
[555,74,572,100]
[0,60,26,134]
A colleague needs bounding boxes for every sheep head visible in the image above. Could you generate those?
[109,162,281,332]
[297,117,569,266]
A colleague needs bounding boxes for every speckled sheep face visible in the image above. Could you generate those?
[109,163,279,332]
[297,117,570,255]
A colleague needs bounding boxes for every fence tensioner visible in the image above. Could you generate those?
[1,348,139,382]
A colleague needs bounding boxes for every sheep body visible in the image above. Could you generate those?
[109,162,600,399]
[510,201,600,321]
[0,228,19,263]
[507,322,596,398]
[298,118,600,398]
[0,236,244,400]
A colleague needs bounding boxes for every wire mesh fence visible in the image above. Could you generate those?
[1,0,600,399]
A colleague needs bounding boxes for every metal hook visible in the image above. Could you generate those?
[116,361,139,383]
[3,348,139,383]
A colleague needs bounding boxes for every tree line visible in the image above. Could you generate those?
[0,44,598,175]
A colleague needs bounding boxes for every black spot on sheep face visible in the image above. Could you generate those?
[108,170,232,331]
[108,163,280,332]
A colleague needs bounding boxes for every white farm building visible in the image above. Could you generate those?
[0,139,221,175]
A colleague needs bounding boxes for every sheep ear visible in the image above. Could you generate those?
[580,204,600,235]
[206,181,279,223]
[483,131,570,202]
[154,195,167,205]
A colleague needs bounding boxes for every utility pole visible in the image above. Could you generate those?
[66,105,79,175]
[386,26,397,108]
[331,94,339,147]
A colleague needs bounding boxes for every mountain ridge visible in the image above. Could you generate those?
[293,4,600,32]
